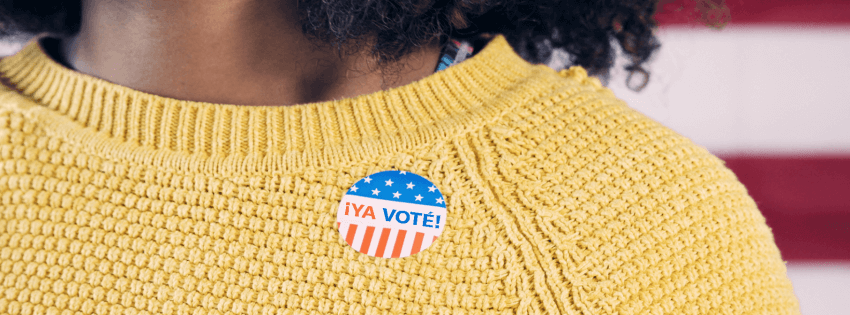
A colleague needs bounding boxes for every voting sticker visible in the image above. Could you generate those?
[336,170,447,258]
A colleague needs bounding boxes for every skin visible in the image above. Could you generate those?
[59,0,444,106]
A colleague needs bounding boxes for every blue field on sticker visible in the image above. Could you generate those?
[345,170,446,207]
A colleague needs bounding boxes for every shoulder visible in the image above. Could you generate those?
[488,66,750,253]
[481,65,743,237]
[486,65,725,190]
[475,66,798,313]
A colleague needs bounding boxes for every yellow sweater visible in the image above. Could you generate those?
[0,35,799,315]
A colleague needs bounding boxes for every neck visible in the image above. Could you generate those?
[59,0,443,106]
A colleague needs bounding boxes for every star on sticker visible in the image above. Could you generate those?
[436,197,444,204]
[385,179,394,186]
[399,171,407,175]
[371,188,380,196]
[406,182,415,189]
[364,177,372,183]
[428,186,437,192]
[350,185,358,192]
[414,194,423,201]
[393,191,401,198]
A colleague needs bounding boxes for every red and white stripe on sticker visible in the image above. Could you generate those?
[337,222,440,258]
[337,170,447,258]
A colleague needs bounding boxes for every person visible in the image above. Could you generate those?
[0,0,799,314]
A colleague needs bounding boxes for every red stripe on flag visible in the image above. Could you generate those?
[410,232,425,255]
[392,230,407,258]
[360,226,375,254]
[345,224,358,246]
[655,0,850,26]
[721,155,850,260]
[375,228,392,258]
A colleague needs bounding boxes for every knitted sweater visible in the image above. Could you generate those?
[0,35,799,315]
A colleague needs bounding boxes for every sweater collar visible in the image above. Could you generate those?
[0,34,537,170]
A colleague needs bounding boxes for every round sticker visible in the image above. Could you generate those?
[337,170,447,258]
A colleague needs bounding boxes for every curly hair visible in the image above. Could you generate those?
[0,0,662,90]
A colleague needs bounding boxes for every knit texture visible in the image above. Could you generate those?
[0,35,799,315]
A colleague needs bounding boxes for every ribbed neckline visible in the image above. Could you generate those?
[0,35,544,174]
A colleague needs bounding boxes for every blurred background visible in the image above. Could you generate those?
[607,0,850,314]
[0,0,847,314]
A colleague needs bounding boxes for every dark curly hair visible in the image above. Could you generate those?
[0,0,663,90]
